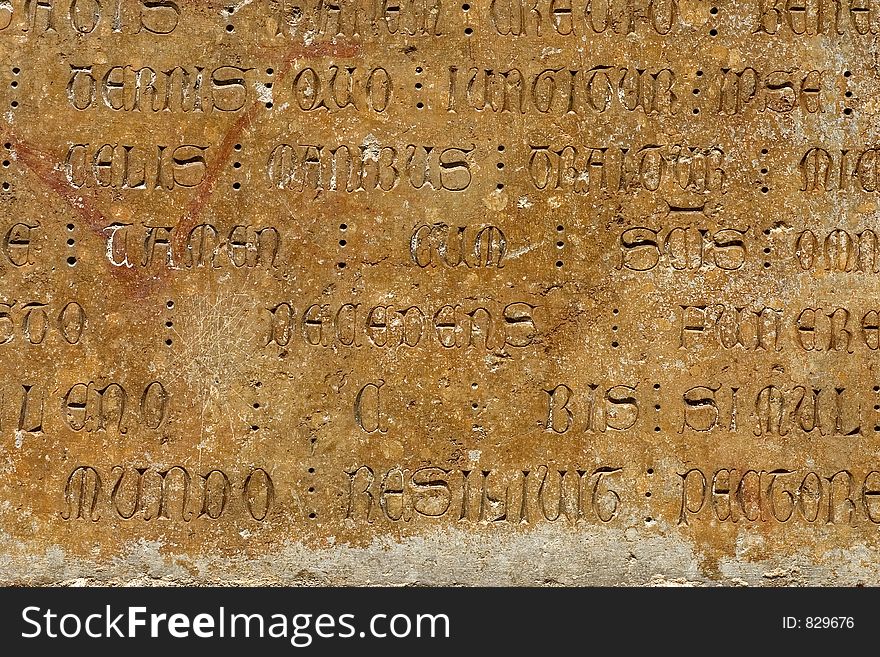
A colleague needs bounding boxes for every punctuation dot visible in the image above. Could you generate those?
[340,223,347,230]
[416,102,424,109]
[3,143,10,149]
[67,223,74,231]
[612,325,618,331]
[844,70,852,77]
[464,27,473,35]
[226,24,234,32]
[556,224,564,232]
[337,262,347,269]
[1,160,7,167]
[165,339,173,346]
[471,383,478,389]
[875,426,880,432]
[696,70,703,77]
[1,182,8,190]
[415,82,422,90]
[692,108,699,115]
[496,183,505,190]
[166,300,174,309]
[709,28,717,36]
[763,228,771,235]
[647,468,654,475]
[645,491,652,497]
[253,402,260,409]
[710,6,718,13]
[761,186,769,193]
[255,381,262,387]
[265,82,272,89]
[498,145,505,152]
[251,425,259,431]
[234,143,242,151]
[12,67,19,75]
[360,632,366,638]
[462,2,470,8]
[874,386,879,392]
[556,241,564,248]
[761,148,768,155]
[265,102,273,109]
[308,487,315,493]
[844,107,853,116]
[496,162,504,169]
[67,238,75,246]
[764,262,771,268]
[165,321,173,328]
[233,161,241,168]
[612,341,619,348]
[653,383,660,390]
[555,260,563,268]
[645,517,653,523]
[655,404,661,410]
[66,256,76,266]
[415,67,423,74]
[654,426,661,432]
[339,239,347,247]
[846,91,853,98]
[612,308,619,315]
[763,247,771,254]
[761,168,768,174]
[266,68,274,75]
[308,467,315,474]
[874,405,879,410]
[232,182,241,190]
[471,403,478,409]
[10,81,17,88]
[309,513,317,519]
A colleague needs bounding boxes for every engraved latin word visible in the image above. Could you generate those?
[447,66,676,115]
[716,68,823,115]
[489,0,680,36]
[267,143,474,192]
[61,465,274,521]
[67,65,253,112]
[543,384,638,434]
[266,301,539,350]
[754,0,880,35]
[528,144,725,194]
[355,381,387,434]
[678,305,782,350]
[794,228,880,272]
[288,65,392,113]
[270,0,444,39]
[0,0,180,35]
[410,223,507,268]
[1,221,39,266]
[346,464,623,524]
[799,147,880,192]
[679,384,861,437]
[62,380,169,434]
[618,226,748,271]
[103,222,279,269]
[679,467,880,526]
[0,300,86,345]
[65,143,208,189]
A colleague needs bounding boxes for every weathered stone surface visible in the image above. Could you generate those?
[0,0,878,586]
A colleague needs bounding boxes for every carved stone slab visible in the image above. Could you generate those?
[0,0,877,585]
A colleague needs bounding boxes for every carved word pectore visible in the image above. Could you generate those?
[267,143,474,192]
[287,65,392,112]
[680,304,880,352]
[679,468,880,526]
[410,223,507,268]
[794,228,880,272]
[799,147,880,192]
[66,143,208,189]
[0,300,86,345]
[270,0,443,39]
[716,68,823,115]
[754,0,880,36]
[528,144,725,194]
[618,226,748,271]
[345,464,623,524]
[488,0,680,36]
[447,66,676,115]
[679,384,862,437]
[103,222,279,269]
[543,384,638,434]
[0,0,179,35]
[61,465,274,522]
[62,380,168,434]
[68,65,254,112]
[266,301,539,350]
